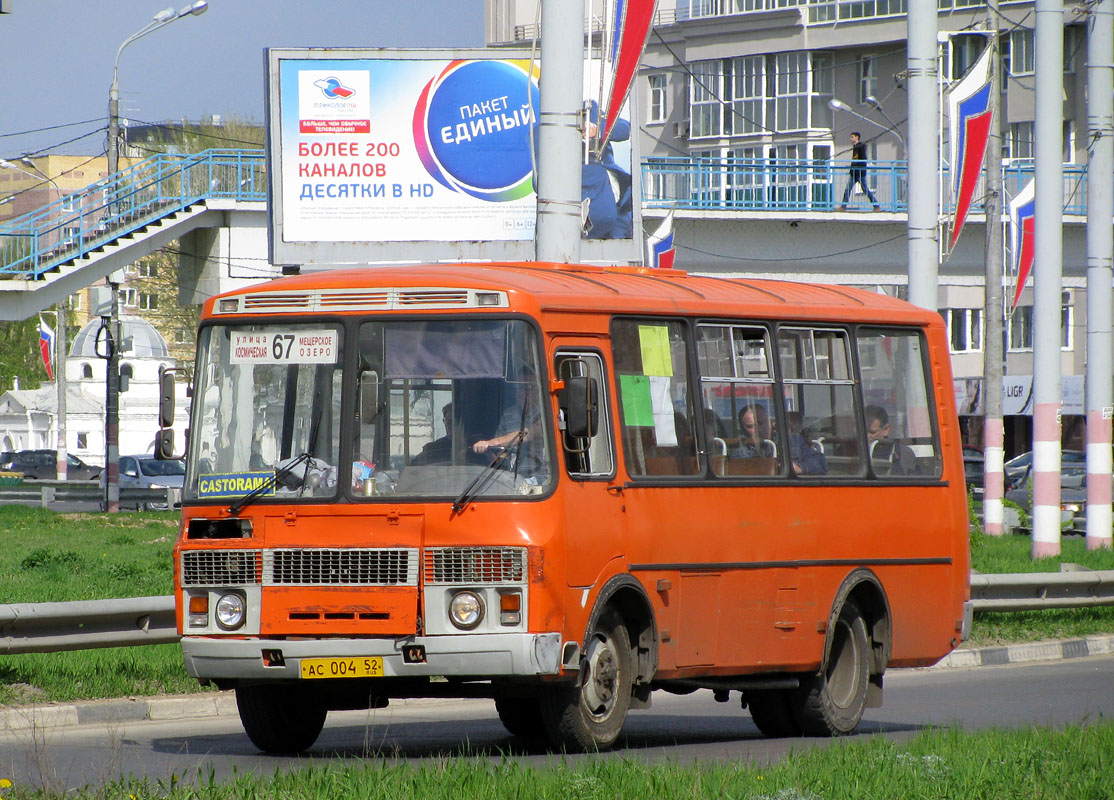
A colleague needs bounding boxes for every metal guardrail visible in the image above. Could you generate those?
[0,570,1110,655]
[0,596,176,654]
[969,569,1114,612]
[0,481,181,509]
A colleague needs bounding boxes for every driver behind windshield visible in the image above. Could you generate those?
[471,373,547,483]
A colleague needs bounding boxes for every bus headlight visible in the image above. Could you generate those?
[214,592,246,630]
[449,590,485,630]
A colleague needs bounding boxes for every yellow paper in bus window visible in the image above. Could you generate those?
[619,374,654,426]
[638,325,673,377]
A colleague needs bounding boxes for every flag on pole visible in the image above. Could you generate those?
[1008,179,1036,312]
[646,207,675,269]
[600,0,658,146]
[37,316,54,381]
[947,45,994,251]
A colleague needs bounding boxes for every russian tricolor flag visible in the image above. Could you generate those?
[1009,179,1036,312]
[646,208,675,269]
[948,45,994,251]
[600,0,658,147]
[38,316,54,381]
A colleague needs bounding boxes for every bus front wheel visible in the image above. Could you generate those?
[540,608,632,751]
[235,684,327,753]
[793,598,870,736]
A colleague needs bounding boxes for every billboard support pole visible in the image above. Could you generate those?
[535,0,585,264]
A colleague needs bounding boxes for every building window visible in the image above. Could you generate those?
[139,292,158,311]
[1062,292,1073,350]
[648,75,667,124]
[1064,26,1081,72]
[1008,305,1033,351]
[731,55,765,135]
[858,55,877,104]
[690,61,724,138]
[944,308,982,352]
[138,262,159,279]
[77,433,87,449]
[811,52,834,128]
[119,288,138,308]
[175,328,193,344]
[68,293,82,311]
[81,363,93,379]
[1009,29,1034,76]
[776,52,809,131]
[1007,122,1034,161]
[951,35,986,81]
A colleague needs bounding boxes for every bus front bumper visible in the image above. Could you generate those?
[181,632,564,681]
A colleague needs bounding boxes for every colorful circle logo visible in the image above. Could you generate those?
[413,60,540,202]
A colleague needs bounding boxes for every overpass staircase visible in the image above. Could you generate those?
[0,149,266,320]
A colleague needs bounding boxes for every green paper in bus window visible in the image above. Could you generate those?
[619,374,654,426]
[638,325,673,376]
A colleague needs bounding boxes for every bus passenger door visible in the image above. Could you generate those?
[555,351,623,589]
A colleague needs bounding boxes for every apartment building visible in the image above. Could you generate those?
[486,0,1101,454]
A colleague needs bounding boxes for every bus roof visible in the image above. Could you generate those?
[204,262,939,327]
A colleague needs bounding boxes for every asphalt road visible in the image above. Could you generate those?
[1,655,1111,792]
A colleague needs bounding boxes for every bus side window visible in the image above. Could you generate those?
[556,352,614,478]
[611,319,701,478]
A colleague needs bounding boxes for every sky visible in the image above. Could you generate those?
[0,0,486,158]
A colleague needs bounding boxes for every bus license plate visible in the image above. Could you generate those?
[300,657,384,679]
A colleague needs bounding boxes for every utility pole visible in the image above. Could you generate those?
[905,0,939,309]
[534,0,585,263]
[982,14,1006,535]
[55,304,67,481]
[1030,0,1065,557]
[1085,0,1114,550]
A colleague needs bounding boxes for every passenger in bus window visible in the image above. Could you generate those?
[412,403,454,466]
[866,405,916,476]
[786,411,828,475]
[736,405,776,459]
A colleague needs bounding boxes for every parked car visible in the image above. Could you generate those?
[962,445,983,460]
[1004,449,1085,489]
[1004,463,1089,533]
[0,449,101,480]
[963,456,984,499]
[104,455,185,510]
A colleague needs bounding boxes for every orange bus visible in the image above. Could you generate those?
[173,262,970,753]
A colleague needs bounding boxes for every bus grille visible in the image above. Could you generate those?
[181,550,262,587]
[263,548,418,586]
[424,547,527,585]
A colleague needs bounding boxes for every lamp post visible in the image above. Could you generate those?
[103,0,206,510]
[864,95,907,148]
[107,1,208,177]
[11,157,69,481]
[828,98,904,146]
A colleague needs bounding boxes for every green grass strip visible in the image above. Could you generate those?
[3,722,1111,799]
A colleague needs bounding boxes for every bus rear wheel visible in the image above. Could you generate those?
[540,608,631,751]
[793,598,870,736]
[235,684,327,753]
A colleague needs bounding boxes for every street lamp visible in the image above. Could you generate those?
[828,97,905,148]
[103,0,206,511]
[864,95,906,148]
[107,1,208,176]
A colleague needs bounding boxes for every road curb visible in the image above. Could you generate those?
[3,637,1112,732]
[931,633,1114,669]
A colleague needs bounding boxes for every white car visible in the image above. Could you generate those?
[107,455,185,509]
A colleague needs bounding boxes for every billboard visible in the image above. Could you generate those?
[265,48,642,268]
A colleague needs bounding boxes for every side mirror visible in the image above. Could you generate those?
[159,370,175,428]
[155,429,175,460]
[562,375,599,438]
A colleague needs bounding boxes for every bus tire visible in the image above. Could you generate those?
[235,684,327,753]
[494,694,546,740]
[745,689,801,737]
[793,598,870,736]
[540,608,631,751]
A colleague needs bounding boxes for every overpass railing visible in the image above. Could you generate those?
[0,148,266,280]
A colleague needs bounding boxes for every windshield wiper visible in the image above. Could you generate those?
[451,433,526,516]
[228,451,313,516]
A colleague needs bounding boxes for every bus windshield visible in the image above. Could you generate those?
[186,318,552,504]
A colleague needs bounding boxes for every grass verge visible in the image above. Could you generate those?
[3,722,1111,799]
[0,508,1111,704]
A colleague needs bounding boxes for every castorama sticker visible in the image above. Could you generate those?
[279,56,541,244]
